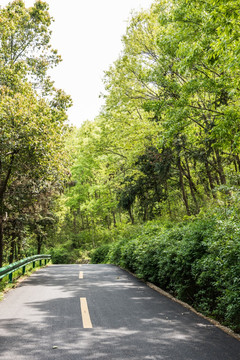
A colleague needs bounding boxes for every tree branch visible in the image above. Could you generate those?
[0,150,17,198]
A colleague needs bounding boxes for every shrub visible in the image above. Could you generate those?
[90,244,111,264]
[50,244,78,264]
[90,216,240,333]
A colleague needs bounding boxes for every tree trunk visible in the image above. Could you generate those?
[112,211,117,227]
[0,195,4,268]
[204,158,216,198]
[182,156,200,213]
[215,149,226,185]
[0,153,15,267]
[37,235,42,254]
[118,210,122,224]
[80,214,85,230]
[128,207,135,224]
[235,155,240,172]
[143,205,148,222]
[9,239,15,264]
[91,220,95,248]
[73,211,77,234]
[16,236,22,260]
[177,157,191,216]
[215,173,220,185]
[106,216,111,230]
[86,216,89,229]
[165,182,172,218]
[0,215,3,268]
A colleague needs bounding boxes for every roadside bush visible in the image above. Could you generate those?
[193,218,240,331]
[90,244,111,264]
[156,227,183,292]
[90,216,240,332]
[119,238,140,271]
[168,220,212,302]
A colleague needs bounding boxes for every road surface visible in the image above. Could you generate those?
[0,264,239,359]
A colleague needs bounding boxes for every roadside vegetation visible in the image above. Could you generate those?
[0,1,71,268]
[1,0,240,333]
[91,208,240,333]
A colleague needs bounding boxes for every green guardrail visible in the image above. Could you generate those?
[0,254,51,283]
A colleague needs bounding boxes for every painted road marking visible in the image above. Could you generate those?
[79,271,83,279]
[80,298,92,328]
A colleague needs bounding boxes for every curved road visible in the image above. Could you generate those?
[0,264,239,359]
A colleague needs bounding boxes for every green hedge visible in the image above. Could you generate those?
[90,217,240,333]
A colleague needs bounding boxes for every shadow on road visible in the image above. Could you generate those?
[0,264,239,360]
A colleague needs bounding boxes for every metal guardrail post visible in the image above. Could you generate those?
[9,272,12,283]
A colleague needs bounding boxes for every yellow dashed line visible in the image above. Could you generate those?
[80,298,92,328]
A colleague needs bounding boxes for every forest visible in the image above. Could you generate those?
[0,0,240,332]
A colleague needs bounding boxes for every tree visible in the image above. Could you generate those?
[60,0,240,252]
[0,1,71,267]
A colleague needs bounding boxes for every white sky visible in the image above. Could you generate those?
[1,0,153,127]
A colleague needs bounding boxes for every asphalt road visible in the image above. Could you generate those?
[0,264,239,360]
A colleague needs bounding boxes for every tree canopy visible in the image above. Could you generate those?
[61,0,240,247]
[0,0,71,266]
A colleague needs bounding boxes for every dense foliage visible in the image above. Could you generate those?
[62,0,240,243]
[0,1,71,266]
[91,209,240,333]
